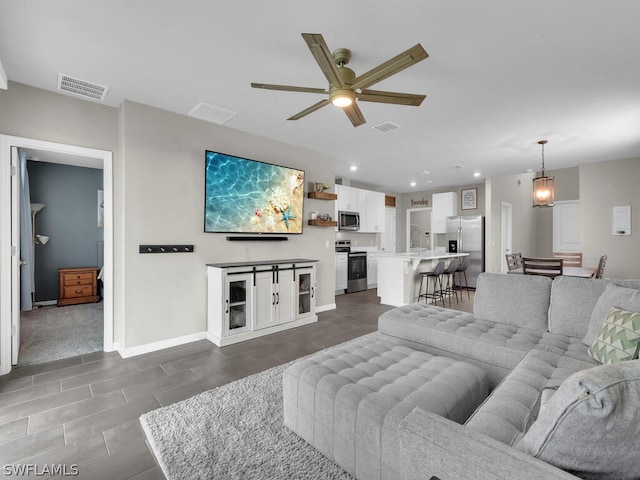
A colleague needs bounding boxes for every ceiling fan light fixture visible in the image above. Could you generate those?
[330,89,354,108]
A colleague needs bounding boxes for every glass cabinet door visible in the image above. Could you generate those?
[225,274,252,334]
[296,268,315,318]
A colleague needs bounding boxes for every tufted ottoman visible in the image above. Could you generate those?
[283,334,489,480]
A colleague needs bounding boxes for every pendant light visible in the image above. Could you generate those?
[532,140,554,207]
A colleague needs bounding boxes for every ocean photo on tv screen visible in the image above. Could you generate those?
[205,150,305,234]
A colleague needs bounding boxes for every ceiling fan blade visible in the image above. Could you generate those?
[287,99,331,121]
[356,89,426,106]
[302,33,345,88]
[343,102,366,127]
[251,83,327,94]
[351,44,428,91]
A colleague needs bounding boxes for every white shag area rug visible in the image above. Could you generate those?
[140,351,358,480]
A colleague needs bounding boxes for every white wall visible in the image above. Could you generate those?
[0,83,337,353]
[580,157,640,279]
[118,101,337,348]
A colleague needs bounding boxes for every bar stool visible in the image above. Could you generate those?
[455,256,470,300]
[442,258,460,306]
[417,261,446,307]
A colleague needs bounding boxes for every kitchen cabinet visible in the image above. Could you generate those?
[364,190,385,232]
[367,253,378,288]
[207,260,317,346]
[336,184,386,233]
[335,253,348,294]
[431,192,458,234]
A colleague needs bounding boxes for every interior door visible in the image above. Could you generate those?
[10,146,20,364]
[501,202,513,273]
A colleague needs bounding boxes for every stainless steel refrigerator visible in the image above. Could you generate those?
[446,215,485,288]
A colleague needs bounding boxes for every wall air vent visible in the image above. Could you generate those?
[188,103,237,125]
[372,121,400,133]
[58,74,109,102]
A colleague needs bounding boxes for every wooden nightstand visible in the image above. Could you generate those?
[58,267,100,306]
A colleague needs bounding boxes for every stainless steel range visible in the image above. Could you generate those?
[335,240,367,293]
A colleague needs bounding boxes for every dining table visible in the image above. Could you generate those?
[508,266,596,278]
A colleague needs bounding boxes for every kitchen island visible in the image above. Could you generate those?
[377,252,469,307]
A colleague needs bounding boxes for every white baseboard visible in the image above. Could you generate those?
[316,303,336,313]
[118,332,208,358]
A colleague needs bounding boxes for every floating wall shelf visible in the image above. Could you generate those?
[308,219,338,227]
[308,192,337,201]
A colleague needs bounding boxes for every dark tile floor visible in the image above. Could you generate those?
[0,288,474,479]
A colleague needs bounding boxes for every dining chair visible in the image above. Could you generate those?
[505,253,522,271]
[553,251,582,267]
[595,254,608,279]
[417,261,446,307]
[522,257,563,278]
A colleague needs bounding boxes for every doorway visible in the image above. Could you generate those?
[0,135,114,375]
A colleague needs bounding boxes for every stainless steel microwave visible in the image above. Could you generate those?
[338,210,360,231]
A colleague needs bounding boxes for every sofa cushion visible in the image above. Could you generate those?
[548,276,609,338]
[583,283,640,346]
[516,359,640,480]
[474,273,552,331]
[465,349,596,446]
[587,307,640,364]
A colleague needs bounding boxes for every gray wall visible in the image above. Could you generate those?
[28,161,104,301]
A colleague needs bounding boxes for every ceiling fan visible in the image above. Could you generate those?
[251,33,429,127]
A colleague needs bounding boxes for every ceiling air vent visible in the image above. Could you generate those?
[372,121,400,133]
[58,74,109,102]
[188,103,237,125]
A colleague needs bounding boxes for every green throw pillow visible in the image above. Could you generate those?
[588,307,640,364]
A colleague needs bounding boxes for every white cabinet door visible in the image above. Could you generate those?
[381,207,396,253]
[365,190,385,232]
[276,268,296,325]
[336,253,348,292]
[367,253,378,288]
[254,270,276,330]
[553,200,581,252]
[431,192,458,233]
[357,188,368,230]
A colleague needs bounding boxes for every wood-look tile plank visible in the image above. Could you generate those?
[90,366,166,397]
[159,349,226,375]
[74,440,156,480]
[1,356,84,381]
[155,372,230,407]
[61,361,138,392]
[33,356,125,386]
[0,417,28,445]
[128,465,166,480]
[102,418,147,455]
[0,426,65,464]
[0,386,91,425]
[0,381,61,409]
[132,340,214,371]
[17,433,108,472]
[121,370,199,404]
[28,390,127,435]
[64,396,160,443]
[0,376,33,395]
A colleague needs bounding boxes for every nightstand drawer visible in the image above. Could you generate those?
[63,273,94,286]
[63,285,94,298]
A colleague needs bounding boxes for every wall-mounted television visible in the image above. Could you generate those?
[204,150,305,234]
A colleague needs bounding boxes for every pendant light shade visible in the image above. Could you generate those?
[532,140,554,207]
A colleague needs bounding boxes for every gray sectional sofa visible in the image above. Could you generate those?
[284,272,640,480]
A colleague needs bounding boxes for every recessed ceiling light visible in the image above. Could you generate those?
[421,170,430,176]
[473,172,481,177]
[350,165,357,172]
[410,181,417,187]
[526,168,534,173]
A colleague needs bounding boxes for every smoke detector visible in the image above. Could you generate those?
[58,74,109,102]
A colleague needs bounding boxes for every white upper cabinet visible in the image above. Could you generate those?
[335,184,386,233]
[431,192,458,233]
